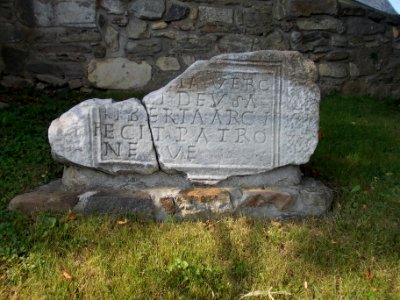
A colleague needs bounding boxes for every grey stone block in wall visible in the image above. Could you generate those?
[198,6,234,26]
[88,58,152,89]
[126,17,148,39]
[54,1,96,27]
[130,0,166,20]
[274,0,338,19]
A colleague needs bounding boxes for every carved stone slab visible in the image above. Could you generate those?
[143,51,320,183]
[48,98,158,174]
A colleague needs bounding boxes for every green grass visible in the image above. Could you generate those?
[1,88,400,299]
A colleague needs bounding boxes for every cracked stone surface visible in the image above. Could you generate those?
[50,50,320,184]
[143,50,320,183]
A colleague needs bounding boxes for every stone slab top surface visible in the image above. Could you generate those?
[49,50,320,184]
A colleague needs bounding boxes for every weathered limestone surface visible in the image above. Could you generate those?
[143,51,320,182]
[88,58,152,90]
[48,98,158,174]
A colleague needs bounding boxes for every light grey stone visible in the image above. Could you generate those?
[88,58,152,89]
[130,0,165,20]
[49,98,158,175]
[143,50,320,183]
[297,16,345,33]
[53,1,96,27]
[198,6,234,25]
[33,0,53,27]
[104,26,119,52]
[126,17,148,39]
[156,56,181,71]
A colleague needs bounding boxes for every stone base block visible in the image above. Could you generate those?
[62,165,302,191]
[9,178,332,220]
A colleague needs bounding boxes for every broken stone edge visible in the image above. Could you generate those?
[142,50,320,182]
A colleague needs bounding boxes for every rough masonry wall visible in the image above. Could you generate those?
[0,0,400,97]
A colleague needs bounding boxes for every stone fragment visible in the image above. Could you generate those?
[49,98,158,174]
[143,50,320,183]
[104,26,119,52]
[238,189,294,211]
[296,16,345,33]
[273,0,338,19]
[126,17,148,39]
[198,6,233,25]
[164,3,190,22]
[73,190,155,217]
[152,21,168,30]
[175,188,232,219]
[156,56,181,71]
[130,0,165,20]
[9,180,79,214]
[88,58,152,89]
[319,63,348,78]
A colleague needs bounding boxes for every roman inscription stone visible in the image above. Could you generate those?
[143,50,320,183]
[49,98,158,174]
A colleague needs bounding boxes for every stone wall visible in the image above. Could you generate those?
[1,0,400,97]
